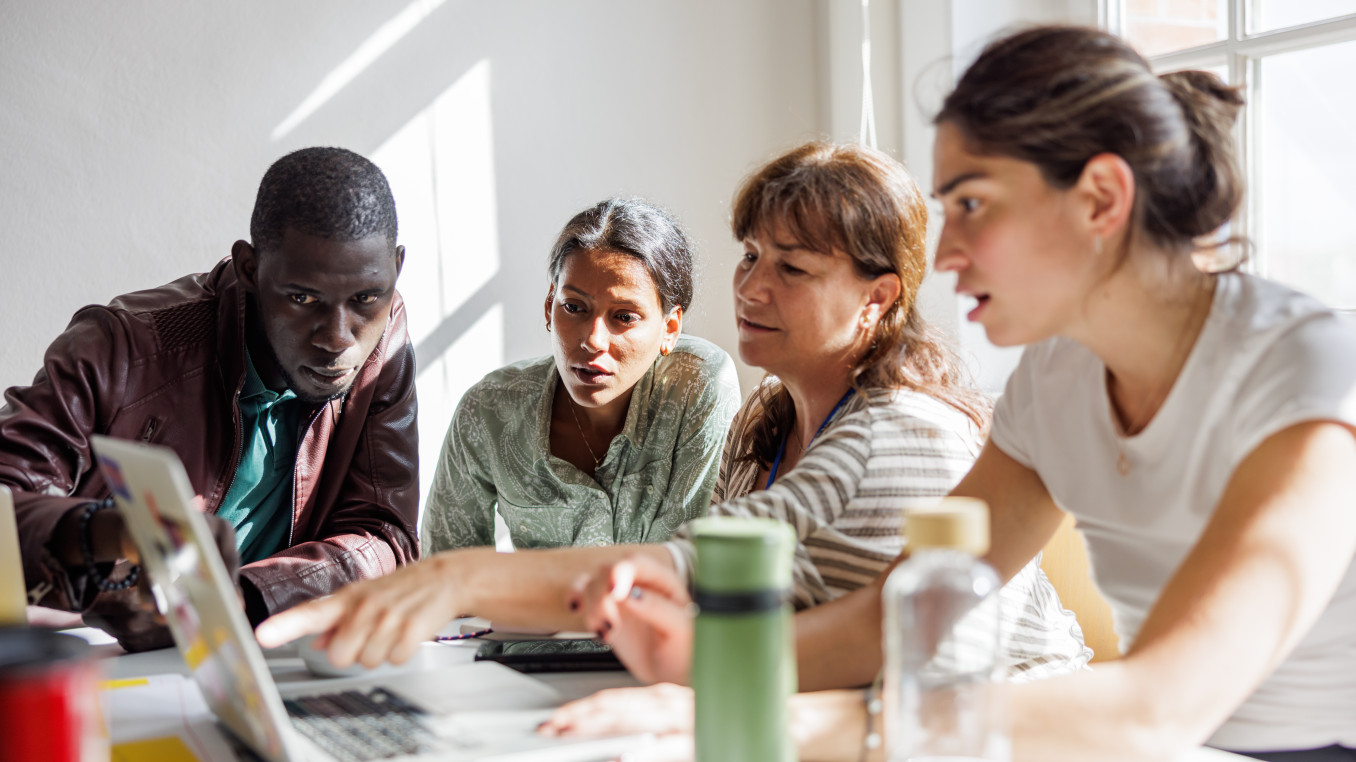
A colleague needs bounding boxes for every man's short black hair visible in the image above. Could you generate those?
[249,147,398,253]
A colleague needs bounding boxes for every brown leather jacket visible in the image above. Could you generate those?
[3,258,419,647]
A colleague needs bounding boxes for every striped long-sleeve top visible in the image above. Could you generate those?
[666,382,1091,680]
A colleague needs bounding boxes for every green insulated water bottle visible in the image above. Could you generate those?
[691,516,797,762]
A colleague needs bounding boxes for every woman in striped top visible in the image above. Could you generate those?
[658,142,1088,680]
[255,144,1087,680]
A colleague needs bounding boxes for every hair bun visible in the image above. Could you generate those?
[1155,70,1245,239]
[1159,69,1244,128]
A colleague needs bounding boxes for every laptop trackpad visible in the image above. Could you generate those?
[278,662,650,760]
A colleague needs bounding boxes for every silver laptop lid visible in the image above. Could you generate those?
[0,486,27,626]
[91,435,301,762]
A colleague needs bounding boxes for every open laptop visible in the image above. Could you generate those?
[0,485,28,626]
[91,435,645,762]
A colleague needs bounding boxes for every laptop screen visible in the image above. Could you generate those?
[92,435,295,762]
[0,486,27,626]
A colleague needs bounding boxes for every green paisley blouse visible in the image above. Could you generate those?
[420,335,741,551]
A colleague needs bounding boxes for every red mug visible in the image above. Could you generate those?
[0,627,106,762]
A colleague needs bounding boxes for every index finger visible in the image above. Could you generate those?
[254,595,344,648]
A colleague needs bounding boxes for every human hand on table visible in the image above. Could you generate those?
[542,684,876,762]
[539,683,695,761]
[566,554,696,685]
[254,552,464,668]
[71,497,239,652]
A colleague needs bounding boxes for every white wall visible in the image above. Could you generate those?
[0,0,1094,505]
[0,1,825,504]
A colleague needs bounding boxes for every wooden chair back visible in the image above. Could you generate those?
[1039,513,1119,662]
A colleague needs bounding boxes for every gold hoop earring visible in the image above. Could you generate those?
[545,321,551,332]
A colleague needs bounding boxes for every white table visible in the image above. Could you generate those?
[96,628,634,702]
[85,622,637,761]
[84,626,1254,762]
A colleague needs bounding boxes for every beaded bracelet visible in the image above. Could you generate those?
[861,670,883,762]
[79,498,142,592]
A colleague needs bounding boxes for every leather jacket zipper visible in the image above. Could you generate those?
[288,404,326,548]
[220,389,244,516]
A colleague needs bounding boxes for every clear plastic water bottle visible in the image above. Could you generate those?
[882,497,1009,762]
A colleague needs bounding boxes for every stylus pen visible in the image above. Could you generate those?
[433,628,493,642]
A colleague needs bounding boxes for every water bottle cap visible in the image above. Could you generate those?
[690,517,795,593]
[904,497,990,556]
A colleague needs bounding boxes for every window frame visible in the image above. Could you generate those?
[1101,2,1356,282]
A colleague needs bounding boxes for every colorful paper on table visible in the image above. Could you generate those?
[112,736,201,762]
[100,673,236,762]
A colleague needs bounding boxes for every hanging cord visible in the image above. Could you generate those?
[858,0,878,148]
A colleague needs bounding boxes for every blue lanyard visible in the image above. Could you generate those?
[765,389,855,490]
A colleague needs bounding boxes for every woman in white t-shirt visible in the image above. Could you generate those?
[545,25,1356,762]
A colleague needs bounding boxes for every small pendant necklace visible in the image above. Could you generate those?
[1115,444,1134,477]
[567,398,603,469]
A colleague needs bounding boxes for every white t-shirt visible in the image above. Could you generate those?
[991,272,1356,752]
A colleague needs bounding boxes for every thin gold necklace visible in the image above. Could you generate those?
[1110,276,1215,476]
[567,398,603,468]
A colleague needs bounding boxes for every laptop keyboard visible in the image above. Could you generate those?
[284,687,443,761]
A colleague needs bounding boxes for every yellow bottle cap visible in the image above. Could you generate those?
[904,497,990,556]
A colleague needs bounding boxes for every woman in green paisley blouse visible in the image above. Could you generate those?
[420,198,741,552]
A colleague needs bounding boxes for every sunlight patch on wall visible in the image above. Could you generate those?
[374,58,499,352]
[272,0,448,141]
[413,303,505,522]
[371,58,502,510]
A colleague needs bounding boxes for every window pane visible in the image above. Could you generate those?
[1124,0,1228,57]
[1257,39,1356,308]
[1250,0,1356,34]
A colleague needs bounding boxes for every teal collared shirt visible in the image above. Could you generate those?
[216,349,303,564]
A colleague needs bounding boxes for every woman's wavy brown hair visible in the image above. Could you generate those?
[729,141,990,468]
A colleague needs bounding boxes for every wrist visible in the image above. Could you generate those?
[430,549,478,613]
[87,508,130,561]
[51,501,128,566]
[75,500,141,593]
[790,690,871,762]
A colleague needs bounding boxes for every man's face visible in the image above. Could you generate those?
[234,228,403,403]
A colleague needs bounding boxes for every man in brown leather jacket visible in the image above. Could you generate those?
[2,147,420,651]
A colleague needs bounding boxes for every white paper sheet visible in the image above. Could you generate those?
[101,673,237,762]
